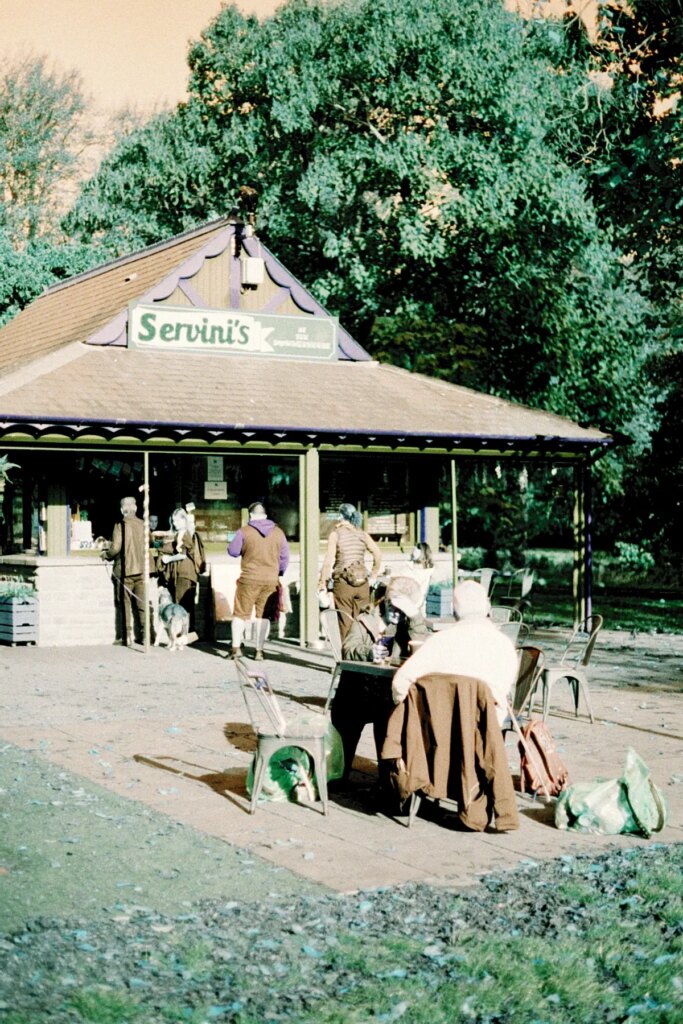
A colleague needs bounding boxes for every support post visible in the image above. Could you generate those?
[572,462,591,627]
[299,448,320,648]
[584,460,593,623]
[450,459,458,587]
[46,483,69,556]
[142,452,150,653]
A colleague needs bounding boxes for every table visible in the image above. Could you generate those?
[330,660,397,779]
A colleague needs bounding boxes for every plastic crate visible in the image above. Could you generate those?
[0,597,38,644]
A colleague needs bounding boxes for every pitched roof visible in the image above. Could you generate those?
[0,218,367,375]
[0,344,611,452]
[0,218,612,454]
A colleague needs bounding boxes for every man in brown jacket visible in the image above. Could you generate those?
[102,496,146,645]
[228,501,289,660]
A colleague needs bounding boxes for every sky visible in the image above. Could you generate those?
[2,0,282,113]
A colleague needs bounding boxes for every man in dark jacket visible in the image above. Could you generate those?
[102,495,146,645]
[227,501,289,660]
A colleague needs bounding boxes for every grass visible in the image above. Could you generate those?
[531,586,683,634]
[57,847,679,1024]
[67,988,142,1023]
[8,848,682,1023]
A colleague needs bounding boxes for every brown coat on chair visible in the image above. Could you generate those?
[382,673,519,832]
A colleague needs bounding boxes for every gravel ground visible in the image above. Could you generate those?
[1,743,681,1022]
[1,632,681,1022]
[2,839,681,1022]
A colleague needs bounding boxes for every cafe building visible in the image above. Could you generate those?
[0,217,612,646]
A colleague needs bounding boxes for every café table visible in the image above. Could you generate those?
[329,658,398,782]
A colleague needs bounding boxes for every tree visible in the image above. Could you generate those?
[0,55,92,244]
[65,0,653,475]
[0,229,94,327]
[561,1,683,560]
[0,56,98,325]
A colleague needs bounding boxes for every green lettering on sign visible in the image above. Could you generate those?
[128,303,337,361]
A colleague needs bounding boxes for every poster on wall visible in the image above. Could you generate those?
[206,456,224,482]
[204,481,228,500]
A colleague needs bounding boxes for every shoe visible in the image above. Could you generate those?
[254,650,264,661]
[231,647,242,659]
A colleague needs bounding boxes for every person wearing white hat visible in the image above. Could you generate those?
[390,579,517,724]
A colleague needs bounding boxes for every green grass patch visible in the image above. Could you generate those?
[4,849,682,1024]
[532,587,683,634]
[67,987,142,1023]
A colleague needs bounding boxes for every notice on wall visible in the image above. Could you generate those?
[128,302,338,361]
[206,456,224,482]
[204,481,228,500]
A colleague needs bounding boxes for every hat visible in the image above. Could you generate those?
[389,592,419,619]
[452,580,490,620]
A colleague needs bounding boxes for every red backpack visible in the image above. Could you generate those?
[519,721,570,797]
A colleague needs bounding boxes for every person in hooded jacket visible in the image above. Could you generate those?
[228,501,289,660]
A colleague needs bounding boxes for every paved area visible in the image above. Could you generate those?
[0,628,681,894]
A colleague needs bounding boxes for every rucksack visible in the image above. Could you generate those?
[339,560,369,588]
[518,720,570,797]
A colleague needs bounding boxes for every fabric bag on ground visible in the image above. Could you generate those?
[246,721,344,803]
[555,747,668,836]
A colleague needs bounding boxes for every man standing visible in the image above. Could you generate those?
[102,495,146,645]
[391,579,518,725]
[228,501,289,661]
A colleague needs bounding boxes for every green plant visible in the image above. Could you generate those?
[613,541,656,574]
[68,987,141,1023]
[0,454,19,484]
[0,580,35,599]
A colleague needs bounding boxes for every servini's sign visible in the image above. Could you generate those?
[128,303,337,360]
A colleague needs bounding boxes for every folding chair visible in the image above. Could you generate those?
[500,646,550,798]
[234,657,330,815]
[537,615,603,724]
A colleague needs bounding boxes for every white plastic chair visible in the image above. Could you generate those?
[234,657,330,814]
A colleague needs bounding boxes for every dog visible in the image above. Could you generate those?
[155,586,190,651]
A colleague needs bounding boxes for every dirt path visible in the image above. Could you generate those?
[0,630,681,933]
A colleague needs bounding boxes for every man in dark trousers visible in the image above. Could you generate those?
[228,501,289,660]
[102,495,146,645]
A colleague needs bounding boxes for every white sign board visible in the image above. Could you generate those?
[128,303,337,360]
[204,481,228,500]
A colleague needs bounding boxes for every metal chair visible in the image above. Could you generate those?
[494,569,535,615]
[503,646,545,726]
[382,674,519,830]
[476,567,497,596]
[499,620,523,644]
[537,615,603,724]
[234,657,330,814]
[320,606,347,710]
[501,646,550,798]
[490,605,522,625]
